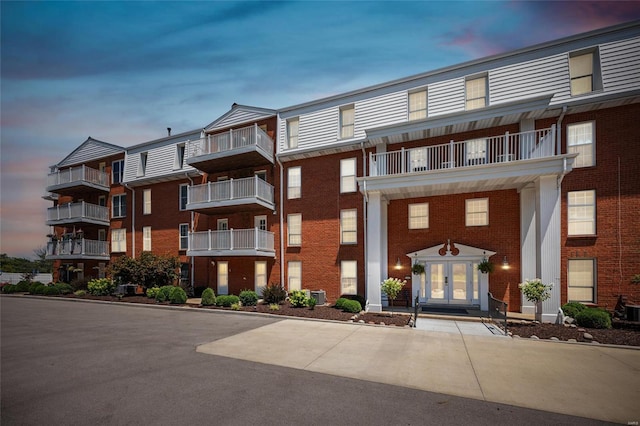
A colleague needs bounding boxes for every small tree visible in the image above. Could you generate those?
[381,277,406,316]
[109,252,180,289]
[519,278,552,322]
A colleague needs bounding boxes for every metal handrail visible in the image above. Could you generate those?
[488,292,508,335]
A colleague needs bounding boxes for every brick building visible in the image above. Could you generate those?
[45,22,640,321]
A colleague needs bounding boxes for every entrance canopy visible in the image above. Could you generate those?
[406,241,496,261]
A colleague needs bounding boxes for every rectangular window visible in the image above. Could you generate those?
[179,184,188,211]
[217,261,229,295]
[143,226,151,251]
[137,152,148,177]
[287,167,301,199]
[112,194,126,218]
[466,138,487,165]
[340,209,357,244]
[466,198,488,226]
[111,228,126,253]
[99,162,106,173]
[409,203,429,229]
[98,195,106,207]
[287,117,299,149]
[568,259,596,302]
[567,122,595,168]
[217,218,228,231]
[174,144,186,169]
[340,105,355,139]
[569,50,600,96]
[408,89,427,120]
[98,229,106,241]
[179,223,189,250]
[254,215,267,231]
[288,261,302,291]
[255,261,267,295]
[340,260,357,295]
[465,76,487,110]
[340,158,357,193]
[288,213,302,246]
[112,160,124,184]
[568,190,596,235]
[143,189,151,215]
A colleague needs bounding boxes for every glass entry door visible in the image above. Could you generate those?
[427,262,472,304]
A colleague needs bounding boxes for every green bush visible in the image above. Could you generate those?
[2,284,18,294]
[239,290,259,306]
[169,286,187,304]
[29,281,45,294]
[289,290,308,308]
[334,298,348,309]
[231,302,241,310]
[33,284,46,295]
[155,285,174,303]
[269,303,279,311]
[341,299,362,313]
[340,294,366,308]
[201,288,216,306]
[307,296,317,310]
[54,283,74,295]
[43,285,61,296]
[74,290,86,296]
[262,283,287,304]
[561,302,588,319]
[87,278,116,296]
[216,295,240,307]
[575,308,612,329]
[146,287,160,299]
[12,280,31,292]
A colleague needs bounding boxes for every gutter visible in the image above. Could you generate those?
[360,141,368,300]
[185,172,195,295]
[556,106,568,188]
[275,114,286,289]
[122,183,135,258]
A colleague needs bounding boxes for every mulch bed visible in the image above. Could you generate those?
[507,321,640,347]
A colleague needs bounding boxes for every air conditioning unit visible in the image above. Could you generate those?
[310,290,326,305]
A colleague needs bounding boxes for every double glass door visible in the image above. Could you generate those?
[418,261,479,304]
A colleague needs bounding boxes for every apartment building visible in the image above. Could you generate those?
[45,22,640,321]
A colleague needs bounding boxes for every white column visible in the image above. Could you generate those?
[535,175,561,322]
[520,183,537,315]
[366,191,387,313]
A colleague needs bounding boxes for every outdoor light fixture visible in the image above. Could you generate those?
[502,256,510,270]
[394,258,402,270]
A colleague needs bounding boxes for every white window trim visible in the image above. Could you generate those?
[340,158,357,193]
[288,213,302,247]
[569,48,601,96]
[111,228,126,253]
[143,189,151,215]
[340,209,357,244]
[112,159,124,184]
[112,194,126,218]
[339,105,355,139]
[408,203,429,229]
[465,75,488,110]
[567,121,595,168]
[287,167,301,199]
[173,144,186,170]
[568,190,596,236]
[567,258,596,303]
[179,184,189,211]
[340,260,357,295]
[142,226,152,251]
[465,198,489,227]
[288,261,302,292]
[137,152,148,177]
[408,89,427,120]
[287,117,299,149]
[179,223,189,251]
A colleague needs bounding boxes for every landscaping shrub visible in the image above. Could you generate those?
[307,296,317,310]
[7,280,31,292]
[146,287,160,299]
[2,284,18,294]
[334,298,348,309]
[29,281,45,294]
[74,290,86,296]
[169,286,187,304]
[155,285,174,303]
[201,288,216,306]
[340,294,366,309]
[262,283,286,304]
[54,283,74,295]
[231,302,241,310]
[70,277,89,291]
[216,295,240,307]
[43,285,61,296]
[33,284,46,295]
[341,299,362,313]
[575,308,612,329]
[561,302,588,319]
[289,290,308,308]
[269,303,279,311]
[239,290,259,306]
[87,278,116,296]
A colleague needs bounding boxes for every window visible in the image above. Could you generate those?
[180,263,189,287]
[98,229,106,241]
[255,170,267,181]
[112,160,124,184]
[99,162,106,173]
[569,50,600,96]
[465,76,487,110]
[409,203,429,229]
[567,122,595,167]
[340,260,357,295]
[568,259,596,302]
[112,194,126,218]
[287,117,299,149]
[179,224,189,250]
[174,144,186,169]
[111,228,126,253]
[255,261,267,295]
[568,190,596,235]
[179,184,188,211]
[288,261,302,291]
[143,226,151,251]
[98,195,106,207]
[340,105,354,139]
[466,198,488,226]
[217,261,229,295]
[143,189,151,215]
[137,152,148,177]
[340,158,357,193]
[288,214,301,246]
[408,90,427,120]
[340,209,357,244]
[217,218,228,231]
[254,215,267,231]
[466,138,487,165]
[288,167,301,199]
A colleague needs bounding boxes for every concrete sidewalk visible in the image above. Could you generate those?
[197,318,640,423]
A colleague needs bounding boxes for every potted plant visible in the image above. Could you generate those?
[477,259,494,274]
[411,263,425,275]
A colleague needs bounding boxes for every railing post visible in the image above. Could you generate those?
[208,229,212,250]
[229,129,233,150]
[229,178,234,200]
[504,131,510,162]
[400,147,405,174]
[230,229,234,251]
[369,152,375,176]
[254,123,258,146]
[207,181,212,202]
[255,227,259,250]
[255,175,259,199]
[449,140,454,168]
[82,201,86,218]
[552,124,558,155]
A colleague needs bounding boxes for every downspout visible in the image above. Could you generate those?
[276,153,285,289]
[185,172,195,295]
[556,106,568,187]
[122,183,135,258]
[360,141,368,301]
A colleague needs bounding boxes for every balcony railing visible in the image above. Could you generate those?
[369,126,556,177]
[185,124,274,161]
[188,228,275,255]
[46,202,109,225]
[187,176,274,209]
[46,238,110,259]
[46,165,110,192]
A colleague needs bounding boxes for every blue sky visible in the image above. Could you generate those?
[2,1,639,259]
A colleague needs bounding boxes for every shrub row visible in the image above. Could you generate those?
[562,302,611,329]
[87,278,116,296]
[2,280,32,293]
[335,298,362,313]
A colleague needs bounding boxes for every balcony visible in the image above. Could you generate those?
[46,238,110,261]
[185,124,274,173]
[46,165,110,194]
[187,176,275,214]
[361,126,575,198]
[187,228,275,257]
[46,202,110,226]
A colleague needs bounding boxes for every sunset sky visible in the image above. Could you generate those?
[2,1,640,258]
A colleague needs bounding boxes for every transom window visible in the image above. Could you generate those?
[340,158,357,193]
[465,76,487,110]
[568,190,596,235]
[568,259,596,302]
[288,167,301,199]
[112,194,126,218]
[567,122,595,168]
[408,90,427,120]
[287,117,299,149]
[466,198,488,226]
[340,261,357,295]
[340,209,357,244]
[288,213,302,246]
[409,203,429,229]
[340,105,355,139]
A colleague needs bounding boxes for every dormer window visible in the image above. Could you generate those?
[465,75,487,110]
[287,117,299,149]
[174,144,185,169]
[340,105,354,139]
[569,49,601,96]
[137,152,148,177]
[408,89,427,120]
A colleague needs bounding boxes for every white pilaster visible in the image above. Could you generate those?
[535,175,561,322]
[365,191,387,313]
[520,183,537,315]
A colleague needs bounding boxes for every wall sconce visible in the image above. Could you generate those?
[502,256,510,270]
[394,258,402,270]
[210,260,215,266]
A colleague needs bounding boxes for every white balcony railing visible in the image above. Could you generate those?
[369,126,556,177]
[188,228,274,253]
[185,124,274,160]
[46,202,109,224]
[188,176,274,206]
[46,238,109,258]
[46,165,110,190]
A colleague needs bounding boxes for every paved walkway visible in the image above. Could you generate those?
[198,318,640,424]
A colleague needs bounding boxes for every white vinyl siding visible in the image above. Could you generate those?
[112,194,126,218]
[111,228,126,253]
[288,167,301,199]
[288,214,301,246]
[409,203,429,229]
[340,209,357,244]
[567,122,595,167]
[143,226,151,251]
[465,76,487,110]
[143,189,151,215]
[340,261,357,295]
[408,89,427,120]
[179,224,189,251]
[288,261,301,292]
[600,36,640,93]
[340,158,357,193]
[428,78,465,116]
[287,117,299,149]
[568,190,596,236]
[340,105,355,139]
[568,259,596,302]
[466,198,488,226]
